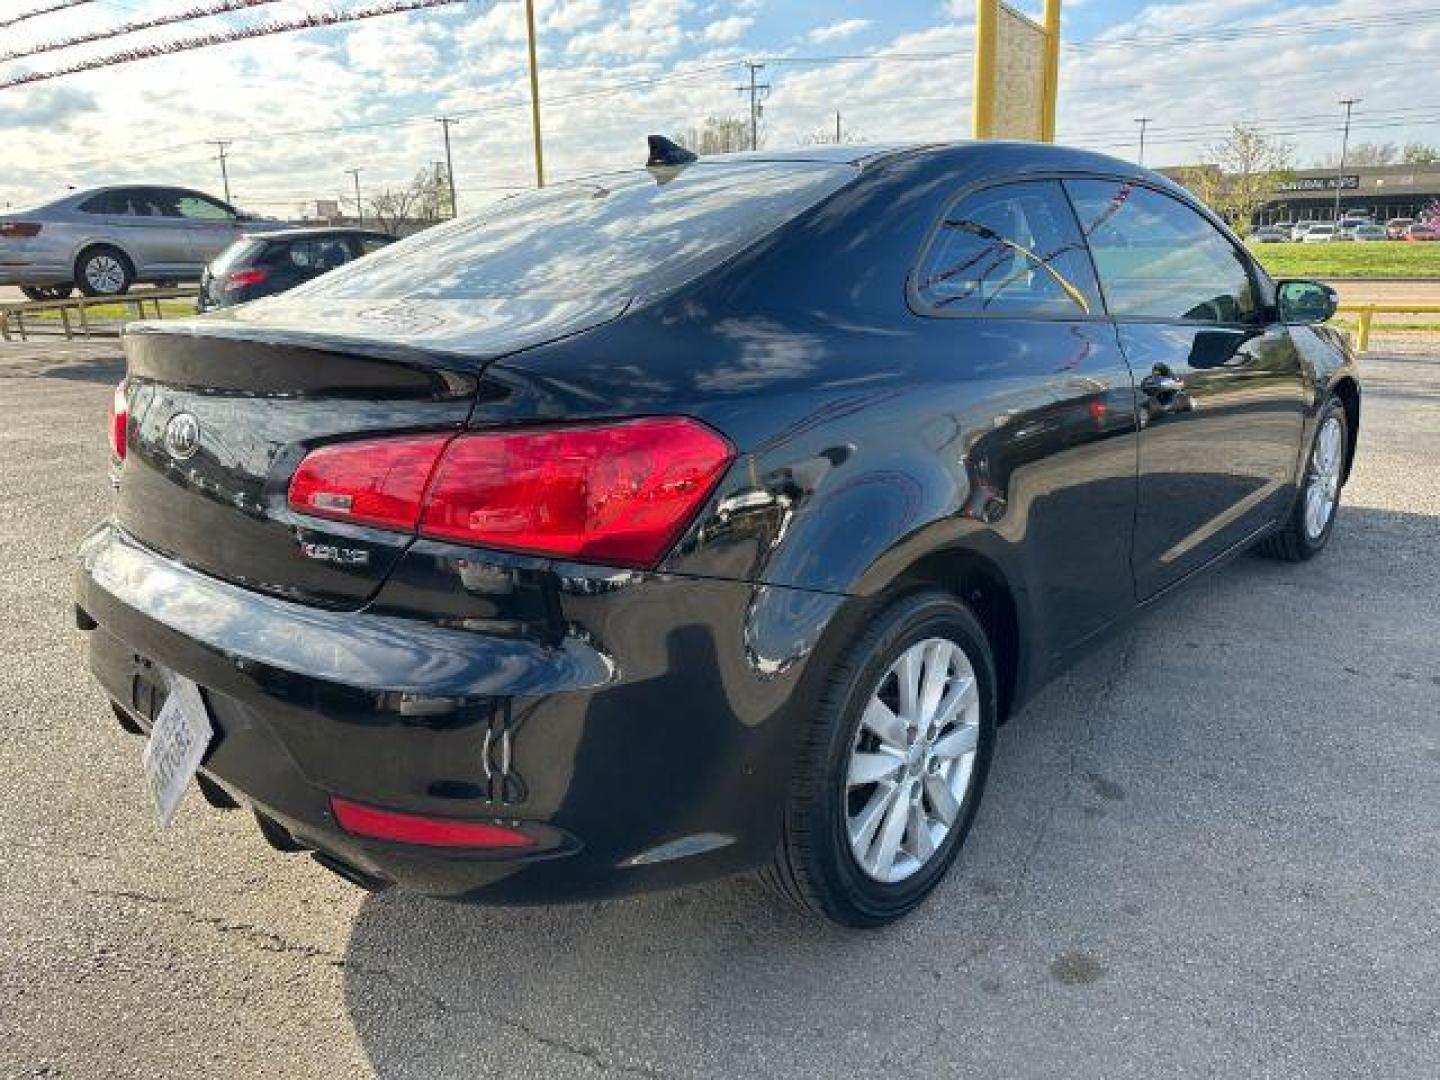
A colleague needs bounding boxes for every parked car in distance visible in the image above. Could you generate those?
[76,140,1360,928]
[0,184,286,299]
[1348,223,1388,242]
[1302,222,1339,242]
[1385,217,1415,239]
[1250,226,1291,243]
[1405,222,1440,241]
[1291,221,1319,240]
[1271,220,1295,235]
[197,228,396,311]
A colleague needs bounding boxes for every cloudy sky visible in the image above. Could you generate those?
[2,0,1438,214]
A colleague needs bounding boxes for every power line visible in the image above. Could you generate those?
[0,0,97,30]
[0,0,473,92]
[0,0,282,65]
[1064,7,1440,51]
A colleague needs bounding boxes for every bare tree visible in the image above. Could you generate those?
[368,167,449,235]
[679,116,753,155]
[1176,125,1295,235]
[1315,141,1398,168]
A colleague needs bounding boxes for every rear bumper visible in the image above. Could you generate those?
[0,260,72,286]
[75,523,845,901]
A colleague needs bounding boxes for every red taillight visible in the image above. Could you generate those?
[287,433,451,530]
[109,380,128,460]
[225,267,269,289]
[288,417,733,570]
[0,222,41,239]
[420,417,733,568]
[330,796,534,849]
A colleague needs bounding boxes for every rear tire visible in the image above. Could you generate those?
[1257,395,1348,562]
[75,246,134,297]
[763,590,997,928]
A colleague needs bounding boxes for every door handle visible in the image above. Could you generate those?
[1140,373,1185,395]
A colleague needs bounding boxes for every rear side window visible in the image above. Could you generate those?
[356,235,393,255]
[298,162,854,302]
[1065,180,1260,323]
[79,191,124,214]
[913,180,1100,318]
[174,193,235,221]
[270,237,353,271]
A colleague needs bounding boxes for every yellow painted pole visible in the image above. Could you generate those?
[524,0,545,187]
[972,0,998,140]
[1040,0,1061,142]
[1357,306,1373,352]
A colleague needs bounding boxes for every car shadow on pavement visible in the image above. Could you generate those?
[0,354,125,384]
[338,506,1440,1079]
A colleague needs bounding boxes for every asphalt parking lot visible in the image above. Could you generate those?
[2,340,1437,1079]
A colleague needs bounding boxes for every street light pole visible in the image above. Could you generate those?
[1134,117,1150,166]
[1332,97,1360,223]
[345,168,362,224]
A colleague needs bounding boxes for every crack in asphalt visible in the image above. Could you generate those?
[82,886,679,1079]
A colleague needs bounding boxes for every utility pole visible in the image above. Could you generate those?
[524,0,544,187]
[435,116,459,218]
[1333,97,1360,223]
[345,168,362,224]
[834,110,842,144]
[208,140,232,203]
[1134,117,1150,166]
[736,61,769,151]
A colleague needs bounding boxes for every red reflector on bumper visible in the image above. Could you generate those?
[330,796,534,849]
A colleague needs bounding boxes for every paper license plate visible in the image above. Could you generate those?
[141,674,214,828]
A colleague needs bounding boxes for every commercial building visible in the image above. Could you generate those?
[1257,163,1440,223]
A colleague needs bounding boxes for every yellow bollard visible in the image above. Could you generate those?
[1357,306,1373,353]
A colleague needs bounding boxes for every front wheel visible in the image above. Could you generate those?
[763,591,997,927]
[1257,396,1349,562]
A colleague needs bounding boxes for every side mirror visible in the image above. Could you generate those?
[1277,279,1338,324]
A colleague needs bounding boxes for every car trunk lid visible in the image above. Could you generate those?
[115,296,625,609]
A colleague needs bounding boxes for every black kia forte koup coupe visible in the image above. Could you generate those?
[75,139,1360,927]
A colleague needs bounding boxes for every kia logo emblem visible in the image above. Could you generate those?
[163,412,200,461]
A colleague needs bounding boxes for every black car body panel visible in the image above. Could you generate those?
[76,142,1360,901]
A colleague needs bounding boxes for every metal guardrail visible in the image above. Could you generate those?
[1336,303,1440,352]
[0,288,199,342]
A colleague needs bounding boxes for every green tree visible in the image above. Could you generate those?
[1402,142,1440,165]
[1178,125,1295,235]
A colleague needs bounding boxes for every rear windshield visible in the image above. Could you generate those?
[296,161,855,302]
[210,238,264,274]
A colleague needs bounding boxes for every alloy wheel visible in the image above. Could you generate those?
[1304,415,1343,541]
[845,636,981,884]
[84,255,126,295]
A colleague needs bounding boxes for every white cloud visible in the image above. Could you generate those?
[4,0,1440,216]
[807,18,871,43]
[702,16,754,44]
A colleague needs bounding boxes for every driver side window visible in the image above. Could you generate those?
[1065,179,1260,323]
